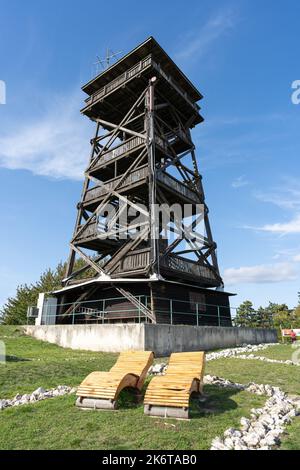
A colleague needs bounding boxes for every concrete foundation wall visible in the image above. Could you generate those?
[24,324,145,353]
[144,325,278,356]
[24,324,277,356]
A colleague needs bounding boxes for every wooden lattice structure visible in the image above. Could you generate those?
[54,37,233,325]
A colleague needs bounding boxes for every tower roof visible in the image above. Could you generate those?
[82,36,203,102]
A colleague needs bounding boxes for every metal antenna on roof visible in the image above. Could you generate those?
[93,48,123,75]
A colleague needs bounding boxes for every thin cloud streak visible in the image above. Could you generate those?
[224,262,297,285]
[175,9,237,64]
[255,186,300,211]
[244,215,300,235]
[0,90,92,180]
[231,175,249,188]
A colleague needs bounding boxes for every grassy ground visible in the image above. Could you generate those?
[0,326,117,397]
[206,358,300,396]
[281,418,300,450]
[0,386,265,450]
[206,345,300,451]
[0,326,299,450]
[245,343,300,362]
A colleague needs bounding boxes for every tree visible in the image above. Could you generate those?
[234,297,300,331]
[0,259,94,325]
[234,300,256,327]
[254,306,273,328]
[265,302,292,329]
[0,284,40,326]
[291,304,300,327]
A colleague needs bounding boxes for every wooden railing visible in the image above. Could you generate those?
[91,135,145,171]
[83,55,198,112]
[76,221,98,240]
[157,172,198,203]
[84,165,148,204]
[161,255,217,281]
[84,166,198,207]
[90,135,170,173]
[85,55,152,106]
[117,249,150,273]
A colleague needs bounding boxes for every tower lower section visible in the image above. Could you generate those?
[52,280,233,326]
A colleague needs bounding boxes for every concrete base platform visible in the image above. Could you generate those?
[24,324,278,357]
[76,397,117,410]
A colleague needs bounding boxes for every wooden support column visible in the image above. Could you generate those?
[147,77,159,277]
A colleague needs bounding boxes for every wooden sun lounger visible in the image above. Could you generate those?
[144,351,205,419]
[76,350,154,410]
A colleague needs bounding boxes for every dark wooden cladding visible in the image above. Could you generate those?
[57,37,232,325]
[56,280,232,326]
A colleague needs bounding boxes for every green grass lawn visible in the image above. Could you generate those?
[0,326,117,397]
[0,326,299,450]
[0,386,265,450]
[245,343,300,362]
[206,358,300,396]
[281,418,300,450]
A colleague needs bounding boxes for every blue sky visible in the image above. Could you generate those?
[0,0,300,309]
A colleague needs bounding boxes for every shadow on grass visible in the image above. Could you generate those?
[115,384,240,418]
[190,385,240,418]
[5,355,31,363]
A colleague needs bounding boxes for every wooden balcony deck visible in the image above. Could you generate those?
[84,55,152,108]
[89,135,146,178]
[83,165,149,211]
[81,55,202,124]
[83,166,199,213]
[89,131,192,181]
[111,248,151,276]
[160,255,219,286]
[73,223,218,285]
[157,171,199,204]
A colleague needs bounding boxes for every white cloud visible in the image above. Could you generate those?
[247,215,300,235]
[293,254,300,262]
[231,175,249,188]
[255,187,300,211]
[254,177,300,212]
[0,91,93,180]
[175,9,237,64]
[224,262,297,285]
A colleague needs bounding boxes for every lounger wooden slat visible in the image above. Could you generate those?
[144,351,205,419]
[76,350,154,410]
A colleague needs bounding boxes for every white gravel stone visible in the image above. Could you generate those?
[240,417,251,431]
[32,387,46,396]
[232,354,300,367]
[209,375,299,450]
[224,428,237,438]
[206,343,278,362]
[148,363,167,375]
[224,437,235,449]
[0,400,8,410]
[0,385,73,411]
[243,432,260,447]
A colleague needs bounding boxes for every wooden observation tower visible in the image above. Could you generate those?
[53,37,233,325]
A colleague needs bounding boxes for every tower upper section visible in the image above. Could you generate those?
[81,36,203,128]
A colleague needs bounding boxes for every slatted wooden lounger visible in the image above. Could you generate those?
[144,351,205,419]
[76,350,154,410]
